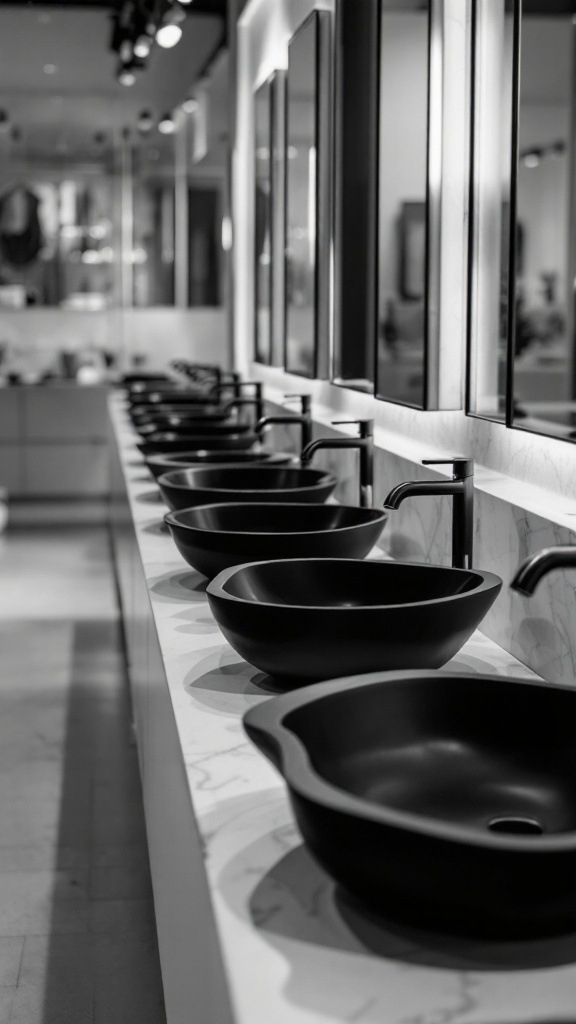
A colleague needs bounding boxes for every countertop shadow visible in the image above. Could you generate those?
[149,569,208,602]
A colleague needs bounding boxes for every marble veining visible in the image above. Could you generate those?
[111,396,576,1024]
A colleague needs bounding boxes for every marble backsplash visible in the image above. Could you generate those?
[262,406,576,687]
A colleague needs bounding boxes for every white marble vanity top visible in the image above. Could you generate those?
[111,395,576,1024]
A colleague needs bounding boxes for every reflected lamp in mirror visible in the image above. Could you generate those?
[284,11,332,379]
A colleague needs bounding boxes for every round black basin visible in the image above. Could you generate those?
[158,466,338,511]
[146,449,294,480]
[130,404,227,425]
[136,432,259,456]
[128,390,216,408]
[206,558,502,683]
[136,415,239,437]
[244,670,576,938]
[165,503,387,578]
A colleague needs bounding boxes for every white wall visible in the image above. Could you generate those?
[0,308,228,375]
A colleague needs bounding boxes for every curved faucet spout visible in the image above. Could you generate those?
[511,546,576,596]
[383,479,461,510]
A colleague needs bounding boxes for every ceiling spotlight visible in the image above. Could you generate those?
[43,64,58,75]
[119,66,136,87]
[181,97,198,114]
[522,149,542,169]
[119,39,133,63]
[137,109,154,134]
[156,5,185,48]
[134,34,152,58]
[177,0,194,4]
[158,112,176,135]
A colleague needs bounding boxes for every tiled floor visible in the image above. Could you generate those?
[0,526,166,1023]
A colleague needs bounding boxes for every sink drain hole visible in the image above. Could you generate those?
[488,816,544,836]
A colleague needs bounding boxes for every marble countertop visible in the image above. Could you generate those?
[111,396,576,1024]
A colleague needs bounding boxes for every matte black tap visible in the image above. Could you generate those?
[383,457,474,570]
[301,419,374,508]
[510,546,576,596]
[221,382,264,425]
[256,394,312,454]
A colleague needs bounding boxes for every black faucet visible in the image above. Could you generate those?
[383,457,474,570]
[220,382,264,425]
[510,546,576,596]
[301,419,374,508]
[256,395,312,454]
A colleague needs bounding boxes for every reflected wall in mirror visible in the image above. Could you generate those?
[468,0,576,443]
[376,0,430,409]
[285,12,331,379]
[0,4,227,313]
[254,76,273,364]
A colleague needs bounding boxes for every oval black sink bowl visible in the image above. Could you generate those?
[128,390,216,408]
[146,449,294,480]
[130,404,227,425]
[136,432,259,456]
[136,415,240,437]
[244,671,576,938]
[165,503,387,578]
[158,466,338,512]
[206,558,502,683]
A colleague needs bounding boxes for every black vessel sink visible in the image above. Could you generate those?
[165,503,387,578]
[130,404,227,425]
[206,558,501,682]
[158,466,337,512]
[136,415,240,437]
[136,432,259,456]
[128,390,215,408]
[244,671,576,938]
[146,449,294,480]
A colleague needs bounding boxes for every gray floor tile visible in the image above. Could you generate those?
[88,899,156,934]
[11,936,93,1024]
[0,846,90,873]
[0,871,88,936]
[0,937,23,986]
[89,864,152,901]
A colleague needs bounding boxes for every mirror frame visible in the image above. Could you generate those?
[253,74,274,365]
[284,10,332,380]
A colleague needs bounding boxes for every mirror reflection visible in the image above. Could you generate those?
[254,77,272,364]
[511,5,576,438]
[285,13,325,378]
[376,0,430,408]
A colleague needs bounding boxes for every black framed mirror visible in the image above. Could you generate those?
[254,76,273,364]
[375,0,432,409]
[254,70,286,366]
[284,11,332,379]
[468,0,576,443]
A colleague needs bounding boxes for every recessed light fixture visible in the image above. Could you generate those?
[43,64,58,75]
[134,34,152,58]
[181,97,198,114]
[137,109,154,134]
[119,66,136,87]
[120,39,133,64]
[156,5,185,49]
[158,113,176,135]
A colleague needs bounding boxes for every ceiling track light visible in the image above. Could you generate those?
[156,3,186,49]
[181,96,198,114]
[158,112,176,135]
[118,65,136,87]
[137,109,154,134]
